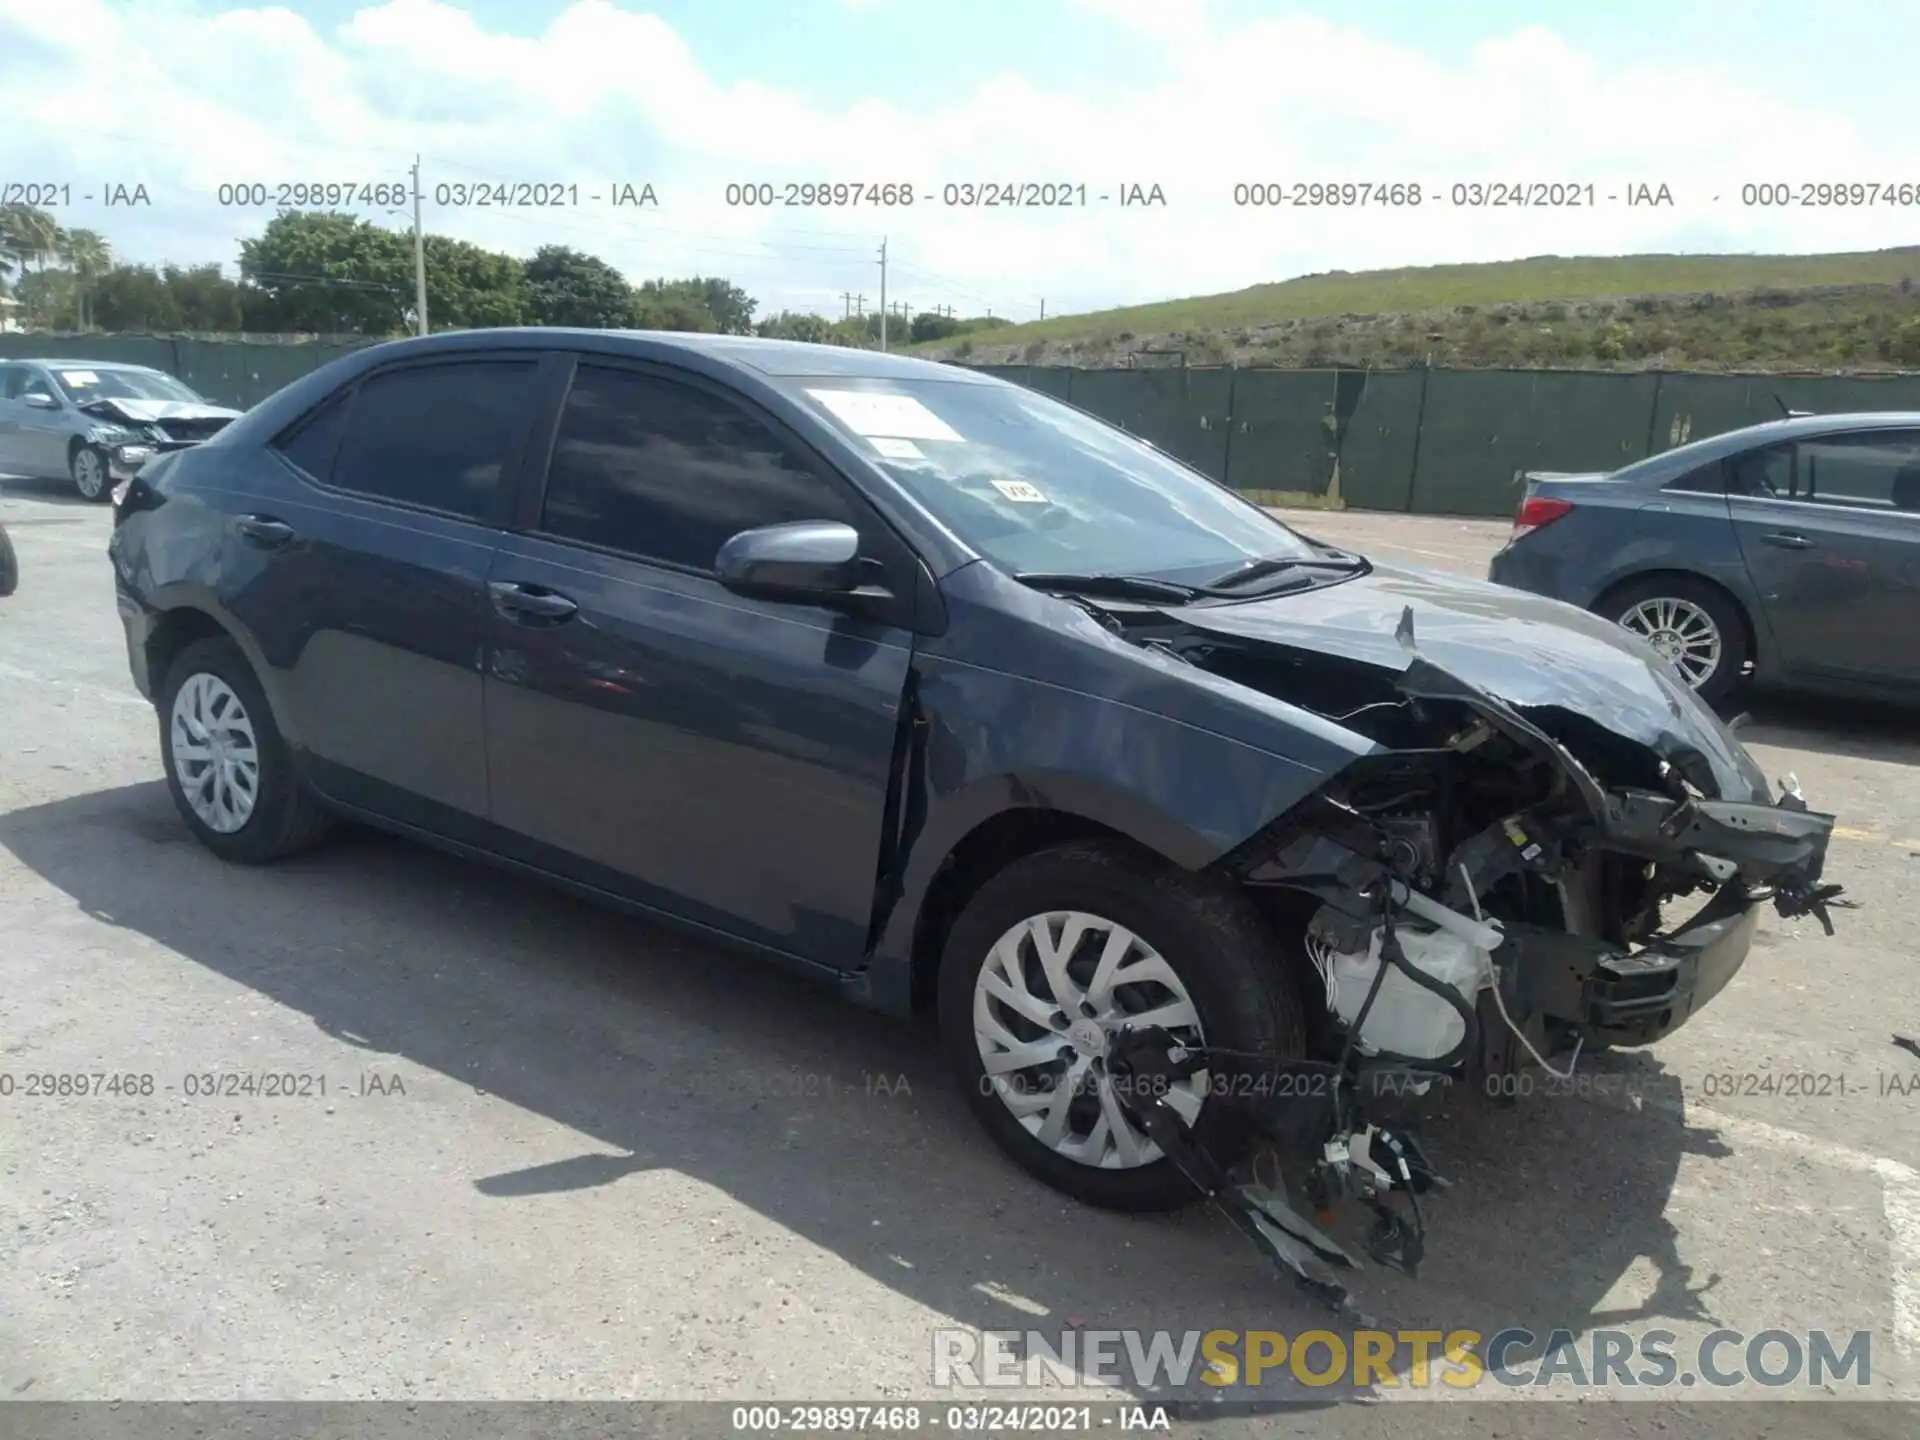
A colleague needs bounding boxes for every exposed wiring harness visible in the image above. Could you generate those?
[1458,861,1582,1081]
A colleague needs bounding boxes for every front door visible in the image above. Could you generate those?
[482,358,918,970]
[1727,431,1920,689]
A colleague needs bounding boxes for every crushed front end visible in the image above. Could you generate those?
[1094,599,1845,1313]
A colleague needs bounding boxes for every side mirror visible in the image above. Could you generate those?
[23,393,58,409]
[714,520,867,604]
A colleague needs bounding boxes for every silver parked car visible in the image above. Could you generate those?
[0,359,241,501]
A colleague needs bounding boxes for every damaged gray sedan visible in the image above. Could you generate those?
[108,333,1843,1310]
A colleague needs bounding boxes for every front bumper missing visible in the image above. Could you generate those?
[1495,879,1764,1048]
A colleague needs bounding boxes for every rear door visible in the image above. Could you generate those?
[230,353,550,839]
[482,355,920,970]
[1727,430,1920,688]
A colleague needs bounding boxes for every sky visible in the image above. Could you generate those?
[2,0,1916,324]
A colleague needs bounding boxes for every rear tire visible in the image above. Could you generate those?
[937,841,1305,1212]
[0,523,16,597]
[1599,575,1749,706]
[157,636,333,863]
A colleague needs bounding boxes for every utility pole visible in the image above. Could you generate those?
[842,291,855,318]
[877,237,888,352]
[1040,299,1045,320]
[411,155,428,337]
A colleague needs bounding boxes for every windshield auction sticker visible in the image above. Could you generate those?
[868,436,927,460]
[58,370,100,385]
[990,478,1049,503]
[807,388,963,443]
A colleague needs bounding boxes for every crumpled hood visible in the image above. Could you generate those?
[1170,562,1771,801]
[79,398,240,425]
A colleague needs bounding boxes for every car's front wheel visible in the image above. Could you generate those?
[157,636,333,863]
[1602,575,1749,706]
[70,443,111,503]
[938,841,1305,1212]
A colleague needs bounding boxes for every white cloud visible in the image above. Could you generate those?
[0,0,1913,325]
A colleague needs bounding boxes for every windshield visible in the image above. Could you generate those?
[782,375,1319,581]
[52,367,206,404]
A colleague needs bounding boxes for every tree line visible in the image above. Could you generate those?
[0,202,1013,346]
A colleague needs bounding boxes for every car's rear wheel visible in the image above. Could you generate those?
[157,636,333,863]
[70,443,111,503]
[1601,575,1749,706]
[937,841,1305,1212]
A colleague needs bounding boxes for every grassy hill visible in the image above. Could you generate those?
[911,249,1920,372]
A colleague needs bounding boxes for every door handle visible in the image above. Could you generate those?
[1759,531,1815,549]
[234,514,295,547]
[488,580,579,624]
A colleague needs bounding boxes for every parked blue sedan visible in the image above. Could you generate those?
[1488,413,1920,705]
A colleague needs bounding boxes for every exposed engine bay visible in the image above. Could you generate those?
[1089,601,1848,1315]
[79,397,237,452]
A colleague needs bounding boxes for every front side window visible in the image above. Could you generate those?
[538,363,861,570]
[327,361,539,522]
[1790,431,1920,510]
[52,367,205,404]
[776,375,1318,582]
[18,368,56,401]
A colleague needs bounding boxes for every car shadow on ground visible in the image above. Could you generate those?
[0,475,98,509]
[0,782,1718,1407]
[1727,690,1920,771]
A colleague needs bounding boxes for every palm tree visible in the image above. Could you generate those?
[0,202,61,278]
[60,228,111,329]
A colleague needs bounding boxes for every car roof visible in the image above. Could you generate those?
[1611,408,1920,485]
[334,327,996,383]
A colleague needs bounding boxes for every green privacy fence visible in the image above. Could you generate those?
[0,333,378,411]
[971,363,1920,516]
[7,329,1920,515]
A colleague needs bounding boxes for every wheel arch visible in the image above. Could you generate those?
[142,599,297,741]
[1591,567,1761,677]
[905,807,1171,1016]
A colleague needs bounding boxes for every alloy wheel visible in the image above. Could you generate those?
[169,672,261,833]
[73,448,107,499]
[1620,596,1723,690]
[972,910,1208,1169]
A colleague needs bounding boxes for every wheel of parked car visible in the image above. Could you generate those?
[157,636,334,863]
[70,444,111,503]
[1601,576,1750,707]
[938,841,1306,1212]
[0,523,17,597]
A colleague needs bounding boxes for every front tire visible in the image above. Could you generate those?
[1601,575,1749,706]
[71,444,111,503]
[157,636,333,863]
[937,841,1305,1212]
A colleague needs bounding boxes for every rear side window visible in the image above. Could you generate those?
[273,392,349,481]
[1728,445,1792,498]
[325,360,539,522]
[537,363,860,570]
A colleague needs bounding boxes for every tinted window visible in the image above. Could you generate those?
[1664,463,1726,494]
[273,392,350,481]
[1728,445,1792,498]
[17,368,56,401]
[329,361,537,521]
[1794,431,1920,510]
[539,364,859,569]
[0,366,20,399]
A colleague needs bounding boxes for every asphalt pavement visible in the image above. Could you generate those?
[3,481,1917,1436]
